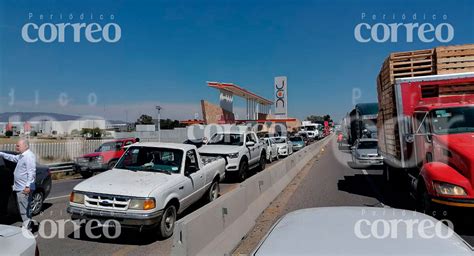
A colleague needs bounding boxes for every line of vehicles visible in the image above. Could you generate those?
[67,128,321,239]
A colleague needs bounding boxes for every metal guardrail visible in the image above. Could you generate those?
[47,162,75,174]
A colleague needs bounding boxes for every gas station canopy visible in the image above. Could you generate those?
[207,82,273,105]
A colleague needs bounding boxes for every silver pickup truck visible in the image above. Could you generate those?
[67,142,226,238]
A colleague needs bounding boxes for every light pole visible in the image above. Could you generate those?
[156,106,162,142]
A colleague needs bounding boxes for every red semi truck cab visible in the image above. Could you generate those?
[75,138,137,178]
[381,72,474,213]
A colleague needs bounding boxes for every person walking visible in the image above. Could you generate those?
[0,139,36,230]
[337,132,344,148]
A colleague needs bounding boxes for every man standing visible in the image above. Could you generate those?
[0,139,36,229]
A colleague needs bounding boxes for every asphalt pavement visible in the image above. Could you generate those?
[239,137,474,252]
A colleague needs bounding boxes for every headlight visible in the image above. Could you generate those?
[281,146,287,149]
[227,153,239,159]
[433,182,467,196]
[95,155,104,162]
[129,198,156,210]
[70,192,85,204]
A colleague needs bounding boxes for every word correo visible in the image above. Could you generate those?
[354,22,454,43]
[22,22,121,43]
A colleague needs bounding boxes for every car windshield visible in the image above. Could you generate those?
[208,133,244,146]
[290,137,303,142]
[357,141,378,149]
[115,146,183,173]
[273,137,287,143]
[431,107,474,134]
[97,142,120,152]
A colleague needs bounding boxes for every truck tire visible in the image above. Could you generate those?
[259,153,266,171]
[206,179,220,202]
[417,186,435,217]
[108,160,118,170]
[158,205,177,239]
[237,159,249,182]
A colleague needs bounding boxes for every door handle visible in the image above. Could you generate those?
[179,186,184,190]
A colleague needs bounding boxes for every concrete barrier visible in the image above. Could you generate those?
[172,135,332,256]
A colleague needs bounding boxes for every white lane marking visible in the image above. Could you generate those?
[361,169,388,208]
[45,194,70,201]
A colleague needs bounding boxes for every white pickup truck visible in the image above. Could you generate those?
[198,131,266,182]
[67,142,226,238]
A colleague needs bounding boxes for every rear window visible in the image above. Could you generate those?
[357,141,378,149]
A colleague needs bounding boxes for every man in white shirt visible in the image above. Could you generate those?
[0,139,36,229]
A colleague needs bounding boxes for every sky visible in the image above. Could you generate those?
[1,0,473,122]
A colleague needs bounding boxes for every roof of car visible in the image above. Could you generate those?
[253,207,473,256]
[126,142,196,151]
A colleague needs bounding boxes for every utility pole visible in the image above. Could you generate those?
[156,106,162,142]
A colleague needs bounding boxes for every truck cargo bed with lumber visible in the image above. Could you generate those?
[377,44,474,165]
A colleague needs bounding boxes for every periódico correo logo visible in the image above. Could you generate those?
[354,13,454,43]
[21,12,121,43]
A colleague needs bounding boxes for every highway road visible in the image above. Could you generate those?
[235,137,474,254]
[4,136,474,255]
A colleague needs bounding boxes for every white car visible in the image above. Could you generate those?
[272,137,293,157]
[0,225,37,256]
[262,138,278,163]
[68,142,226,238]
[253,207,474,255]
[199,131,266,182]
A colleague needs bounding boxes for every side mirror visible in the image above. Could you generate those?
[94,148,100,152]
[246,141,255,147]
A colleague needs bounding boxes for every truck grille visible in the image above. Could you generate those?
[84,193,131,210]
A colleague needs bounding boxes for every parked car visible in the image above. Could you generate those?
[262,138,279,163]
[351,138,383,167]
[199,131,266,182]
[0,151,52,216]
[252,207,473,255]
[75,138,137,178]
[272,137,293,157]
[68,142,226,238]
[289,136,305,151]
[0,224,37,255]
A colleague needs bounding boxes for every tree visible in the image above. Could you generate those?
[306,115,324,123]
[81,128,105,138]
[136,114,154,125]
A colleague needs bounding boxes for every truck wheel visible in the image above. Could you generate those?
[108,160,117,170]
[417,187,434,217]
[237,160,249,182]
[259,153,266,171]
[207,179,220,202]
[159,205,177,239]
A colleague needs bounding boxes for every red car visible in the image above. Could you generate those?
[75,138,136,178]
